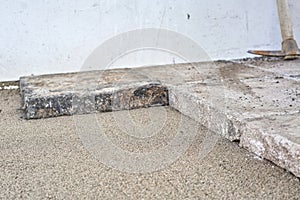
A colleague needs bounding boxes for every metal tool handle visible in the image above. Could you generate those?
[248,0,300,59]
[277,0,294,41]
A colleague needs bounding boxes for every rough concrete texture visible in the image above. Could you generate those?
[1,90,300,199]
[20,70,168,119]
[19,58,300,178]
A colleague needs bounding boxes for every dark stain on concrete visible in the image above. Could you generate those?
[219,62,255,96]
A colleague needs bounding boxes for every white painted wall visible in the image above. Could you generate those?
[0,0,299,81]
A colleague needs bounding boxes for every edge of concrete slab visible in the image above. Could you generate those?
[168,86,300,178]
[240,123,300,178]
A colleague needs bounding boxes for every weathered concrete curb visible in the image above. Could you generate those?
[19,59,300,178]
[168,85,243,142]
[169,86,300,178]
[240,120,300,178]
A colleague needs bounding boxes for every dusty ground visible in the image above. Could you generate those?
[0,89,299,199]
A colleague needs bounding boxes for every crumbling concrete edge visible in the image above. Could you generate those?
[168,87,300,178]
[240,124,300,178]
[168,86,242,141]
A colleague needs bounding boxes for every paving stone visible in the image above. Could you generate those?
[240,113,300,178]
[20,70,168,119]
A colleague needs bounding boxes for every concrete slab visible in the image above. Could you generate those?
[19,59,300,178]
